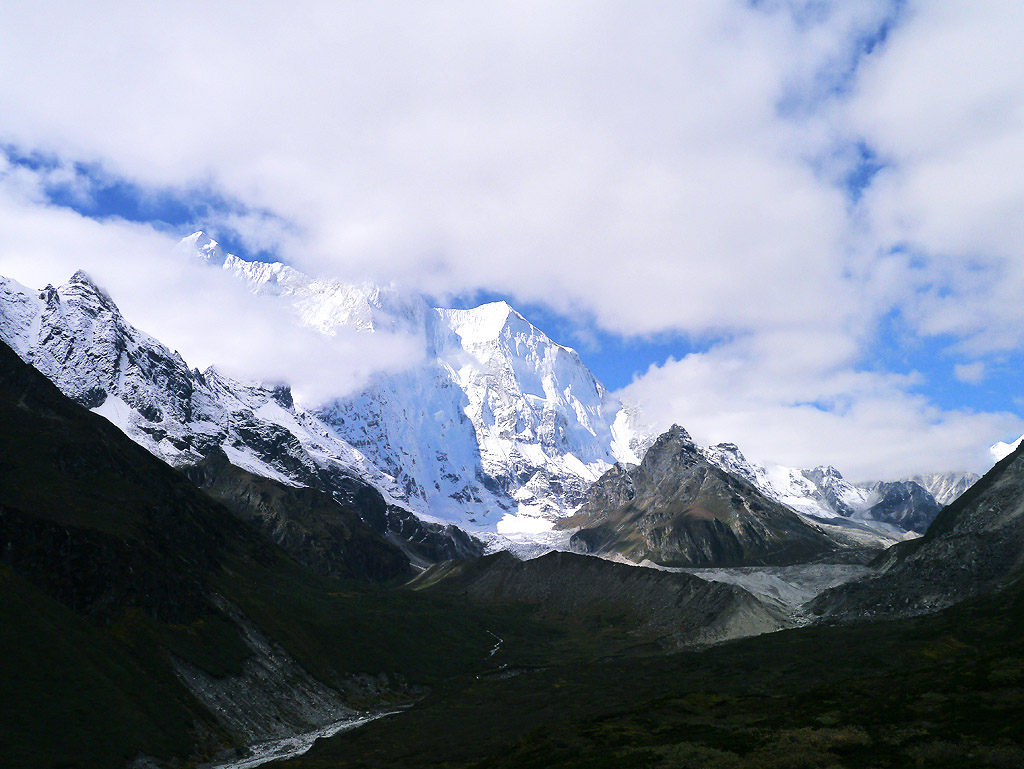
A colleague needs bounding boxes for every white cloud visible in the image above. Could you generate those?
[0,0,1021,476]
[850,0,1024,353]
[954,362,986,385]
[0,0,890,338]
[619,335,1021,479]
[0,166,422,402]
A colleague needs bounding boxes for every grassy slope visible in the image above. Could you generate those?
[288,578,1024,769]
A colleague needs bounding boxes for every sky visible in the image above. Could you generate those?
[1,0,1023,479]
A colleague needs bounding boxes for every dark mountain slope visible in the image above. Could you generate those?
[0,336,263,625]
[181,448,411,581]
[286,570,1024,769]
[811,440,1024,621]
[562,426,839,567]
[414,550,792,648]
[861,479,943,533]
[0,340,513,768]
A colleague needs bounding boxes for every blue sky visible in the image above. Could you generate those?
[1,0,1023,478]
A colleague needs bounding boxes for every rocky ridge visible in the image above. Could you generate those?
[702,441,971,534]
[0,271,478,563]
[413,550,794,648]
[561,426,844,567]
[811,440,1024,621]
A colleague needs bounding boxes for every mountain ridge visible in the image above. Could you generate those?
[562,425,846,567]
[0,246,983,546]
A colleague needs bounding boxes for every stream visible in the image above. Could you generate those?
[211,711,397,769]
[486,630,504,658]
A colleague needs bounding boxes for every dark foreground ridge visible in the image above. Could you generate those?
[2,334,1023,768]
[0,338,806,768]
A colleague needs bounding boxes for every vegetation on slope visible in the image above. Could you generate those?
[288,577,1024,769]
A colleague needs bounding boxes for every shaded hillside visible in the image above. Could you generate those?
[811,441,1024,621]
[181,449,411,581]
[861,480,942,533]
[0,340,532,768]
[286,573,1024,769]
[562,426,839,567]
[414,550,792,649]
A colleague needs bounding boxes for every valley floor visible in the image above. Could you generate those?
[282,580,1024,769]
[206,712,397,769]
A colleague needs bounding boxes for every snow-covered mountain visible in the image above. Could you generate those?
[703,443,869,520]
[991,434,1024,463]
[182,232,652,530]
[701,441,974,535]
[0,234,982,547]
[0,270,480,562]
[0,233,653,539]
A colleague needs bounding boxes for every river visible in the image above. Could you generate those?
[211,711,397,769]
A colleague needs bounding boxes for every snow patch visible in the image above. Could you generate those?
[991,434,1024,462]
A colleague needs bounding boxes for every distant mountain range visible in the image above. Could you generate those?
[0,234,990,556]
[702,441,977,533]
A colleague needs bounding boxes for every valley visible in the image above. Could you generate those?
[0,260,1021,769]
[5,7,1024,768]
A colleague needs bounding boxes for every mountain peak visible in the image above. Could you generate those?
[64,270,116,308]
[710,441,744,458]
[650,424,695,454]
[179,231,226,267]
[441,300,529,347]
[68,268,97,286]
[805,465,845,483]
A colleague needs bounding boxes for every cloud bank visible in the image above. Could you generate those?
[0,160,421,402]
[0,1,1022,475]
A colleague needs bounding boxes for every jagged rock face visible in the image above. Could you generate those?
[2,272,217,453]
[802,466,864,517]
[415,550,792,648]
[314,302,644,523]
[0,272,477,563]
[811,444,1024,622]
[704,443,869,520]
[183,233,651,525]
[563,426,840,567]
[860,481,942,534]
